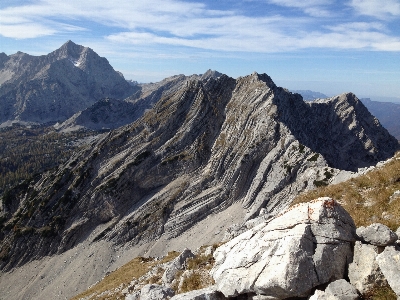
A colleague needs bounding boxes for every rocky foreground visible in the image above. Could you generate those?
[104,198,400,300]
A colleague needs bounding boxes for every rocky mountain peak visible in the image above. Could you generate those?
[0,41,137,125]
[57,40,86,59]
[252,71,276,88]
[200,69,223,80]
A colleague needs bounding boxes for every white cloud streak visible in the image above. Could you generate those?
[349,0,400,19]
[266,0,333,17]
[0,0,400,51]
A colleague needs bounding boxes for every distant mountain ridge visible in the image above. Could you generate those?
[291,90,328,100]
[294,90,400,140]
[0,41,138,126]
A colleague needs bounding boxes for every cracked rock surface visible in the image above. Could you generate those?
[211,198,356,299]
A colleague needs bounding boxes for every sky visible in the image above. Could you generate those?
[1,0,400,100]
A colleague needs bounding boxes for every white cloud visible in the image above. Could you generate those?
[326,22,386,32]
[349,0,400,19]
[0,0,400,52]
[0,23,56,39]
[266,0,333,17]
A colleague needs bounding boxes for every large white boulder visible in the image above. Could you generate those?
[162,249,195,285]
[356,223,398,246]
[211,198,356,299]
[139,284,175,300]
[376,246,400,297]
[348,241,387,294]
[170,286,226,300]
[309,279,359,300]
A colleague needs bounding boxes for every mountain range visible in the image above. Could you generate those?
[0,42,399,300]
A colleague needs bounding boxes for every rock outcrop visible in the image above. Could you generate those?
[349,224,399,296]
[376,246,400,296]
[139,284,175,300]
[162,249,195,285]
[309,279,359,300]
[170,286,224,300]
[348,242,387,293]
[356,223,398,246]
[54,98,140,132]
[211,198,356,298]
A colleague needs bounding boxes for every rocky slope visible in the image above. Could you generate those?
[0,70,398,279]
[0,41,138,125]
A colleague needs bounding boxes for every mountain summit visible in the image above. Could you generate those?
[0,41,137,125]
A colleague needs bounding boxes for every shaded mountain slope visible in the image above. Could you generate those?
[0,72,398,272]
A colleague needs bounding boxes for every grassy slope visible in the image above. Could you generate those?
[292,151,400,231]
[71,252,180,300]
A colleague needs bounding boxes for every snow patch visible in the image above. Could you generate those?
[68,57,81,67]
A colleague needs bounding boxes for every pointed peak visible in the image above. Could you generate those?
[247,72,276,88]
[57,40,85,59]
[200,69,223,80]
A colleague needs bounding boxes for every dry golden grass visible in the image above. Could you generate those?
[292,152,400,231]
[174,244,219,294]
[362,286,398,300]
[71,251,179,300]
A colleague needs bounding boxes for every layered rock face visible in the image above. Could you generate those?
[0,41,137,125]
[0,71,398,272]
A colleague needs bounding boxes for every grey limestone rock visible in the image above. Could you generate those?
[125,291,140,300]
[356,223,398,246]
[309,279,358,300]
[170,286,226,300]
[211,198,356,299]
[162,249,195,285]
[376,246,400,297]
[139,284,175,300]
[348,241,387,294]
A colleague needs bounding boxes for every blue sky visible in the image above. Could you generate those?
[1,0,400,100]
